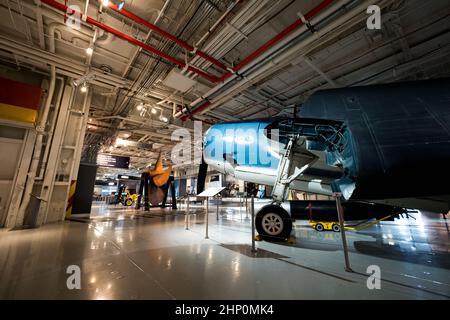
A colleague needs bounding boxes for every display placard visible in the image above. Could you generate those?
[97,154,130,169]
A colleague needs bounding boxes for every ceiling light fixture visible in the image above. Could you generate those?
[117,1,125,11]
[86,47,94,55]
[81,83,88,93]
[137,103,144,111]
[151,108,157,114]
[102,0,109,7]
[72,71,95,87]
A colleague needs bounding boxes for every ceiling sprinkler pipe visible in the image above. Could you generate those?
[40,0,220,83]
[188,0,378,118]
[106,1,228,71]
[218,0,335,83]
[177,0,335,121]
[178,0,344,120]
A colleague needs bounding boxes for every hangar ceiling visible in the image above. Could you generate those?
[0,0,449,171]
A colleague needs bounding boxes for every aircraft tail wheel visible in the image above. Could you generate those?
[315,223,324,232]
[332,223,341,232]
[255,205,292,242]
[126,199,133,206]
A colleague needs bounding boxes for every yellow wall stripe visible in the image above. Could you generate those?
[0,103,38,124]
[66,180,77,219]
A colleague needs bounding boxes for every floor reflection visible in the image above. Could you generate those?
[0,201,448,299]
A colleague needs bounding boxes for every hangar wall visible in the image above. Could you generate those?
[0,67,91,228]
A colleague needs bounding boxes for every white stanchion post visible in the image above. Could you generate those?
[251,195,257,253]
[185,195,189,230]
[205,196,209,239]
[216,195,219,221]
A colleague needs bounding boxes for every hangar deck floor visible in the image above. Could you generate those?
[0,202,449,300]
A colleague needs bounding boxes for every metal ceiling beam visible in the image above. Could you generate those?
[40,0,221,83]
[303,57,338,87]
[106,1,229,72]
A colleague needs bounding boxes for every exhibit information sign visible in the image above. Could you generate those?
[97,154,130,169]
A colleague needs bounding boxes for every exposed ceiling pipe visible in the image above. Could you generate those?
[84,0,90,18]
[0,35,128,88]
[33,0,46,49]
[17,64,57,227]
[96,29,115,46]
[40,0,220,83]
[180,0,389,120]
[220,0,335,83]
[194,0,241,49]
[182,0,242,79]
[105,1,229,72]
[36,75,65,180]
[121,0,169,78]
[178,0,337,120]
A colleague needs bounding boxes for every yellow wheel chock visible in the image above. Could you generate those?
[287,236,296,245]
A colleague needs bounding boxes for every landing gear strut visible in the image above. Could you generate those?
[256,135,315,242]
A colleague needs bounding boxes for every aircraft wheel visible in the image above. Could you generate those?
[332,224,341,232]
[126,199,133,206]
[315,223,324,232]
[256,205,292,242]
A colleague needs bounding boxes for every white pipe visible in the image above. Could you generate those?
[43,87,91,223]
[83,0,90,19]
[41,80,77,224]
[36,76,64,180]
[33,0,46,49]
[35,20,66,181]
[121,0,171,77]
[17,64,57,225]
[176,0,381,118]
[184,0,271,77]
[0,35,128,87]
[86,28,98,66]
[194,0,241,48]
[47,22,92,53]
[199,3,369,114]
[96,29,115,46]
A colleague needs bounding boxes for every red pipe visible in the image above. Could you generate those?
[220,0,335,82]
[40,0,220,83]
[107,2,229,72]
[181,0,335,120]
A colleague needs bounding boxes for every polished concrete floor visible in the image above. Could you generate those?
[0,201,449,300]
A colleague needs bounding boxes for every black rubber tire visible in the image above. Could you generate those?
[315,223,324,232]
[332,224,341,232]
[255,205,292,242]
